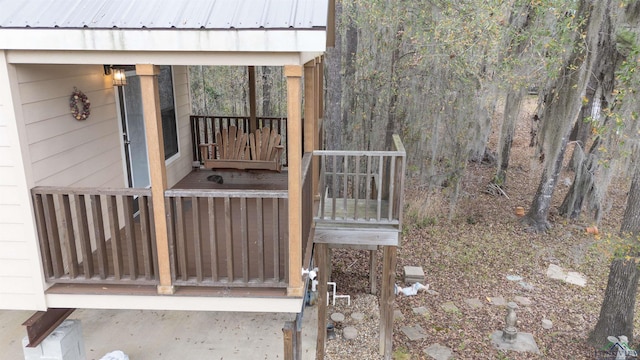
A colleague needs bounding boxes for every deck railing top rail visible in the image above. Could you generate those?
[32,186,152,197]
[165,189,288,198]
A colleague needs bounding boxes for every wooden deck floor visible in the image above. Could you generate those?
[172,168,288,190]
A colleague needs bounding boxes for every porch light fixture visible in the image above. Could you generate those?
[103,65,127,86]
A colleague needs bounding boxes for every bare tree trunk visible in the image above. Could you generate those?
[494,87,525,186]
[559,0,620,220]
[492,1,532,187]
[325,0,343,150]
[559,138,598,219]
[342,6,358,147]
[384,23,404,151]
[261,66,272,116]
[589,159,640,348]
[522,0,605,232]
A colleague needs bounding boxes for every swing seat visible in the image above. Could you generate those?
[199,126,284,172]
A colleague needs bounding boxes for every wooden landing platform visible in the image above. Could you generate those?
[313,228,399,247]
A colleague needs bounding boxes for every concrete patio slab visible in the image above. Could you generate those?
[1,306,318,360]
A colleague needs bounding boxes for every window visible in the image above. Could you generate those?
[158,66,179,160]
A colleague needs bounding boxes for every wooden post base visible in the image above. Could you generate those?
[157,285,175,295]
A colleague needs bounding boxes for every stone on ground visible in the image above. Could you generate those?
[350,312,364,322]
[424,343,453,360]
[566,271,587,287]
[393,309,404,321]
[464,298,484,309]
[541,319,553,329]
[514,296,532,306]
[343,326,358,340]
[404,266,425,283]
[331,313,345,323]
[413,307,430,318]
[440,302,460,314]
[546,264,587,286]
[546,264,566,280]
[490,331,540,354]
[401,325,427,341]
[489,296,506,306]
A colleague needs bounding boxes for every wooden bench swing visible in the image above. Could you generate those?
[199,125,284,172]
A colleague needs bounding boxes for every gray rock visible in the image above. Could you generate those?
[330,313,345,323]
[404,266,425,283]
[464,298,484,309]
[546,264,566,281]
[401,325,427,341]
[514,296,532,306]
[541,319,553,329]
[489,296,506,306]
[343,326,358,340]
[393,309,404,321]
[491,331,540,354]
[424,343,454,360]
[440,302,460,314]
[518,281,535,291]
[350,312,365,322]
[413,307,430,318]
[565,271,587,287]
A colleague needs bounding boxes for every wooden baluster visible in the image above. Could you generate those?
[192,196,203,283]
[208,197,218,282]
[90,195,108,279]
[224,197,234,282]
[240,197,249,284]
[107,195,123,280]
[256,197,265,282]
[140,196,153,280]
[123,195,139,280]
[74,194,93,279]
[175,197,188,281]
[32,193,53,278]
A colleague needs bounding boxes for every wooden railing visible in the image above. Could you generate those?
[165,189,289,287]
[313,134,406,229]
[190,115,288,166]
[31,187,157,285]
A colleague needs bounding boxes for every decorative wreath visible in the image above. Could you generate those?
[70,88,91,121]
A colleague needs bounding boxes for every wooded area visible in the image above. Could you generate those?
[189,0,640,351]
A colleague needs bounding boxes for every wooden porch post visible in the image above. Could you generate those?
[314,57,323,195]
[248,66,257,134]
[303,60,317,155]
[379,245,396,358]
[316,56,324,120]
[136,64,174,295]
[285,65,304,296]
[315,243,328,360]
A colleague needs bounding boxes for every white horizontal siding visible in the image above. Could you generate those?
[18,64,125,188]
[166,65,194,187]
[0,54,47,310]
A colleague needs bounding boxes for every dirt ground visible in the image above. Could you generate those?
[325,96,634,359]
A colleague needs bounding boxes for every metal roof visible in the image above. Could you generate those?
[0,0,328,30]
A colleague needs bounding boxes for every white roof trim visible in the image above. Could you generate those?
[0,28,326,53]
[6,50,323,66]
[45,293,303,313]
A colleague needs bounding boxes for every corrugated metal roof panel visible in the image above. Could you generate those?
[0,0,328,29]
